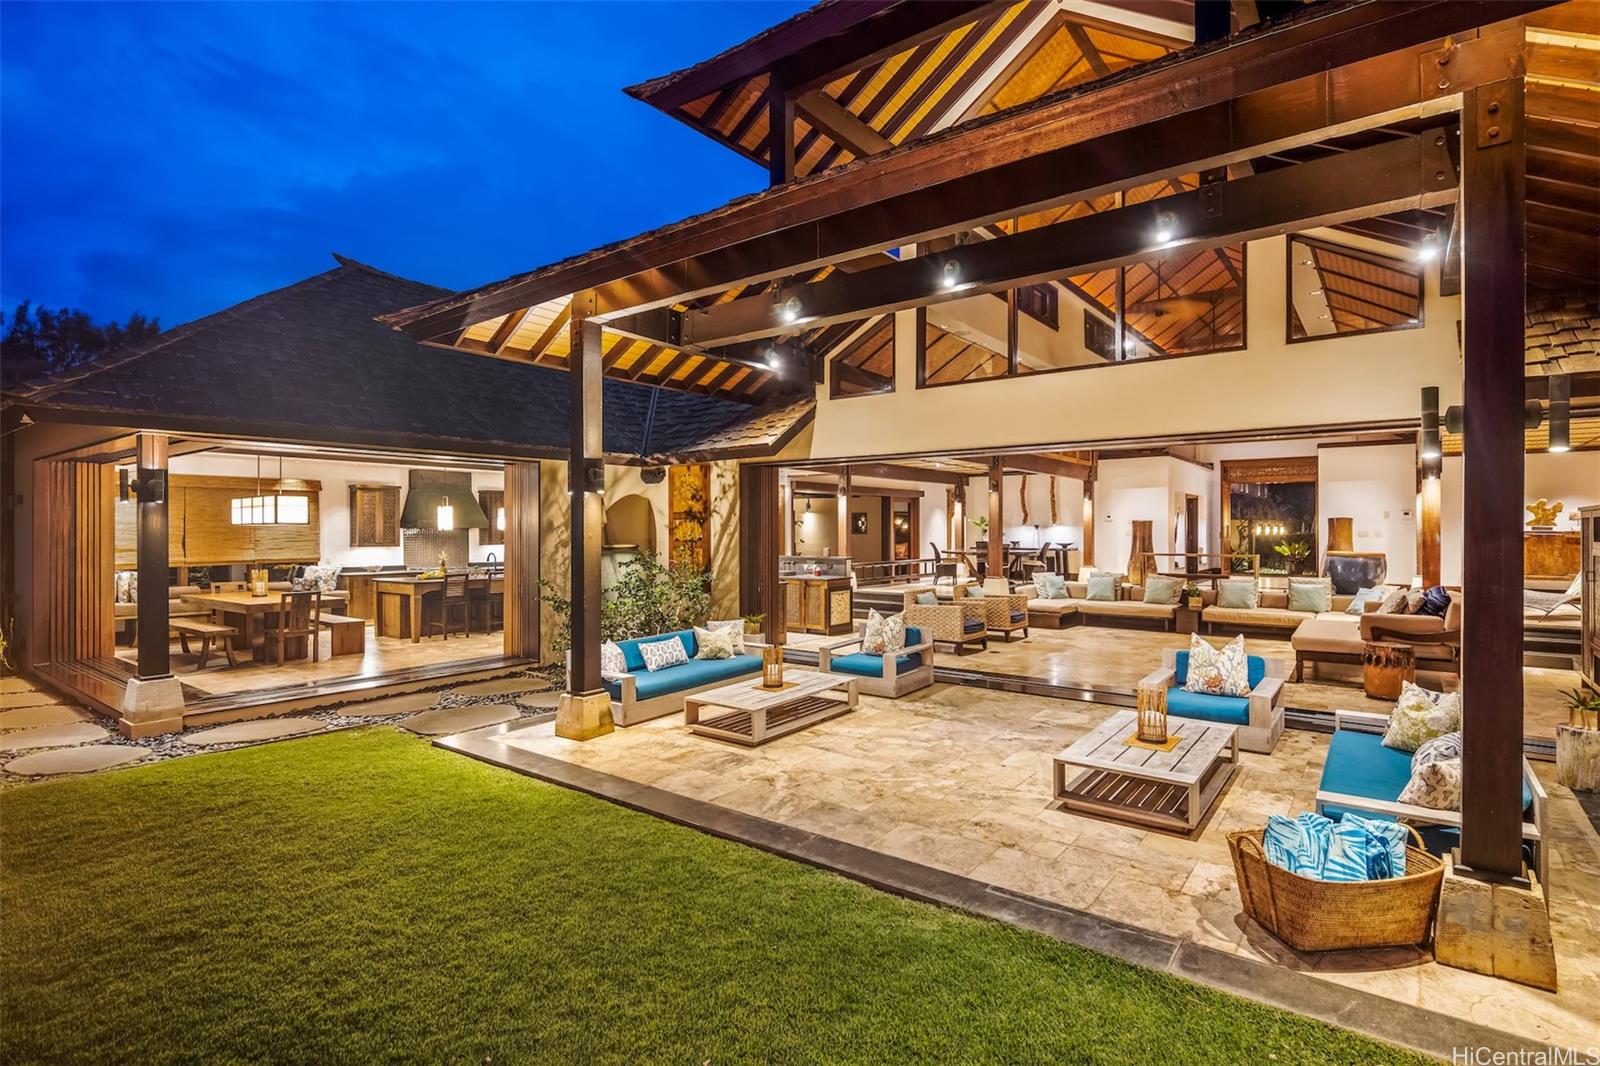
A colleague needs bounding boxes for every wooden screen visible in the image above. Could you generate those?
[502,463,539,660]
[29,459,115,668]
[349,485,400,547]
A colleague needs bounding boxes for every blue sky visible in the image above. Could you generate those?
[1,1,806,328]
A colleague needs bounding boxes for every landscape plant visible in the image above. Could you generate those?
[540,550,712,655]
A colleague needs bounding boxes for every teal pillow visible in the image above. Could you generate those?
[965,585,984,598]
[915,591,937,605]
[1345,586,1381,615]
[1217,578,1258,609]
[1036,573,1067,599]
[1086,573,1117,601]
[1288,579,1331,613]
[1143,575,1182,605]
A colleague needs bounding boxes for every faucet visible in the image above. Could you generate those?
[485,552,498,567]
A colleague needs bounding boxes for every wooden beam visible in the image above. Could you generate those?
[774,1,1001,97]
[394,6,1535,339]
[796,89,894,156]
[767,82,796,186]
[1458,79,1527,880]
[134,432,170,679]
[1418,464,1442,587]
[655,130,1457,347]
[503,462,540,659]
[1000,453,1093,481]
[483,307,530,355]
[567,300,604,696]
[836,465,852,557]
[804,461,969,487]
[738,465,782,642]
[526,303,571,365]
[1066,22,1112,78]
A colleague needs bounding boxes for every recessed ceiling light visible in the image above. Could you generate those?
[1309,288,1323,295]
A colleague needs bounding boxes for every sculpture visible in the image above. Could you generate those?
[1526,499,1564,529]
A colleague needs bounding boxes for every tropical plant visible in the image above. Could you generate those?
[1271,536,1314,574]
[970,514,990,536]
[1,301,161,382]
[1561,687,1600,730]
[540,551,712,656]
[0,624,13,673]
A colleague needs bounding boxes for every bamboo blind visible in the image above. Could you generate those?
[114,475,322,568]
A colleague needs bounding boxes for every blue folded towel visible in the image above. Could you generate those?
[1262,812,1405,882]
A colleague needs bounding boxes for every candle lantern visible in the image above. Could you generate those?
[250,568,269,598]
[1136,682,1169,744]
[761,644,785,689]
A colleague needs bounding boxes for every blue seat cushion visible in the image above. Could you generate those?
[604,653,760,700]
[1010,611,1027,623]
[829,651,924,678]
[963,618,984,633]
[613,629,696,672]
[1174,650,1267,689]
[1319,728,1532,817]
[1165,687,1249,726]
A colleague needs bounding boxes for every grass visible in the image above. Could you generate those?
[2,728,1423,1064]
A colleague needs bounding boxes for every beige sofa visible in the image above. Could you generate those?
[1026,578,1180,630]
[1289,591,1462,681]
[1201,587,1357,634]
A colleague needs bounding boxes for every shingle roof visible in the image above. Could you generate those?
[5,256,811,462]
[1525,289,1600,376]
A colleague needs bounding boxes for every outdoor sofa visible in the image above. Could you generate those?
[1025,578,1179,630]
[1138,648,1287,753]
[602,629,763,726]
[1201,586,1358,634]
[1289,591,1461,682]
[817,624,934,697]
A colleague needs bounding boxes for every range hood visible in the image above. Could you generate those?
[399,483,491,531]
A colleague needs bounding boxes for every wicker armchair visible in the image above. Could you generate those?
[976,578,1031,641]
[902,586,987,653]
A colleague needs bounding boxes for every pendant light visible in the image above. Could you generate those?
[437,495,455,532]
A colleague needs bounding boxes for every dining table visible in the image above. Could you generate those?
[178,588,350,663]
[374,575,503,642]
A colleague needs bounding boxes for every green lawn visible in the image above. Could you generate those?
[2,728,1420,1064]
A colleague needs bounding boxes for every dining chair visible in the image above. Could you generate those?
[423,573,470,640]
[265,589,321,666]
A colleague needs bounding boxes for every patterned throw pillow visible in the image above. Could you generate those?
[1377,588,1412,615]
[1412,729,1463,772]
[1085,573,1118,602]
[693,626,736,660]
[600,640,627,677]
[705,619,747,655]
[115,571,134,604]
[1382,682,1463,752]
[1217,578,1258,610]
[637,637,689,672]
[1036,572,1068,600]
[1287,578,1331,613]
[1416,585,1451,619]
[861,609,906,655]
[1397,758,1463,810]
[1183,633,1251,697]
[1143,575,1182,605]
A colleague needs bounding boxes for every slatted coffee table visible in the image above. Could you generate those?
[1052,710,1238,832]
[684,671,858,746]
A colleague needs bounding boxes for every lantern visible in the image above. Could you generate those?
[761,644,785,689]
[1136,682,1168,745]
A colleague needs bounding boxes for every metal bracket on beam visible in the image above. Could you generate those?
[1473,81,1520,150]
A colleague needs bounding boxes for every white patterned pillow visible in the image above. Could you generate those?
[1397,757,1462,810]
[693,626,735,660]
[861,609,906,655]
[705,619,747,655]
[638,637,688,672]
[599,640,627,678]
[1382,682,1462,753]
[1412,729,1463,772]
[1183,633,1251,697]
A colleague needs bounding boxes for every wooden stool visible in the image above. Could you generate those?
[1362,640,1415,700]
[317,613,367,657]
[170,618,240,672]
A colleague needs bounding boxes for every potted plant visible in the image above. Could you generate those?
[1183,583,1204,610]
[1556,687,1600,793]
[970,515,990,538]
[742,612,765,636]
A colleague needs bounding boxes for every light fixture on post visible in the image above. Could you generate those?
[1419,386,1442,461]
[1153,210,1179,245]
[1548,373,1571,454]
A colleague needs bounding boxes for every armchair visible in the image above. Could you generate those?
[977,578,1031,642]
[902,586,987,653]
[1138,648,1286,753]
[817,624,934,697]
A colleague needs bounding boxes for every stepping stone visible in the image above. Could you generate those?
[0,705,92,731]
[338,692,441,718]
[0,721,109,751]
[403,704,520,736]
[0,677,35,694]
[449,676,552,697]
[5,744,149,776]
[1,691,63,710]
[181,718,323,747]
[514,691,564,710]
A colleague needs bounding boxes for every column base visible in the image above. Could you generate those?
[118,675,186,739]
[555,690,614,741]
[1435,853,1557,991]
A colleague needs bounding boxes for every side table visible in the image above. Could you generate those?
[1362,640,1415,700]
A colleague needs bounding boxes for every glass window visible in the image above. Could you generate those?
[1287,234,1422,340]
[918,299,1011,386]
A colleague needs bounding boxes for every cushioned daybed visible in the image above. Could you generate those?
[603,629,763,726]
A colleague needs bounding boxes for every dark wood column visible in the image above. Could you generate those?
[1459,79,1527,879]
[1418,461,1443,589]
[767,81,795,187]
[740,465,781,642]
[987,458,1004,582]
[568,296,605,696]
[502,461,540,661]
[836,466,852,558]
[1083,475,1096,571]
[134,432,170,679]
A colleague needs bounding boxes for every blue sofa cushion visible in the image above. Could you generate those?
[1010,611,1027,623]
[613,629,696,673]
[963,618,984,633]
[604,653,759,700]
[904,625,922,647]
[1165,687,1249,726]
[830,651,924,678]
[1175,650,1267,689]
[1319,728,1533,818]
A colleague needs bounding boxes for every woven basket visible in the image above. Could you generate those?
[1227,825,1443,952]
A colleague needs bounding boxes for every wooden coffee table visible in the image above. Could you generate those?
[684,671,858,746]
[1052,710,1238,832]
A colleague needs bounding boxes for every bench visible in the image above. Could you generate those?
[317,613,367,657]
[169,617,239,671]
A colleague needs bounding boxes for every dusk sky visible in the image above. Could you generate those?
[1,1,808,329]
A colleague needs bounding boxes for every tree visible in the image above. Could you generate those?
[0,301,161,385]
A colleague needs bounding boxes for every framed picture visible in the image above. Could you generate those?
[851,511,868,534]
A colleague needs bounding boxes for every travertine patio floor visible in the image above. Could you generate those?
[490,680,1600,1049]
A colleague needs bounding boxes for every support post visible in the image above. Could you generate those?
[987,458,1004,583]
[836,466,852,558]
[120,431,183,737]
[1418,461,1442,589]
[1458,79,1526,878]
[1082,475,1096,572]
[556,293,612,740]
[767,80,796,187]
[740,465,782,643]
[503,462,540,660]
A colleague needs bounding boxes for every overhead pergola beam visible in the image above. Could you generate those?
[999,453,1093,481]
[796,89,894,157]
[774,0,1003,98]
[633,130,1458,347]
[800,461,970,487]
[389,3,1537,342]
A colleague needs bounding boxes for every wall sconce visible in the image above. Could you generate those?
[1419,385,1441,460]
[1548,373,1571,454]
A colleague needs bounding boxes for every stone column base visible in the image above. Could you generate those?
[1435,853,1557,991]
[555,690,614,741]
[118,675,186,739]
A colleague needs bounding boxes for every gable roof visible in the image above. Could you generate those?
[4,257,810,463]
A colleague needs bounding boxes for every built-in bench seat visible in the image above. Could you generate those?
[169,617,239,671]
[316,613,367,657]
[1201,588,1356,634]
[602,629,763,726]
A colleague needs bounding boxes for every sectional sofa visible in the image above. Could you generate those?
[1024,580,1180,630]
[602,629,764,726]
[1289,591,1462,682]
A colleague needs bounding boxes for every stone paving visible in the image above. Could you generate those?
[486,677,1600,1051]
